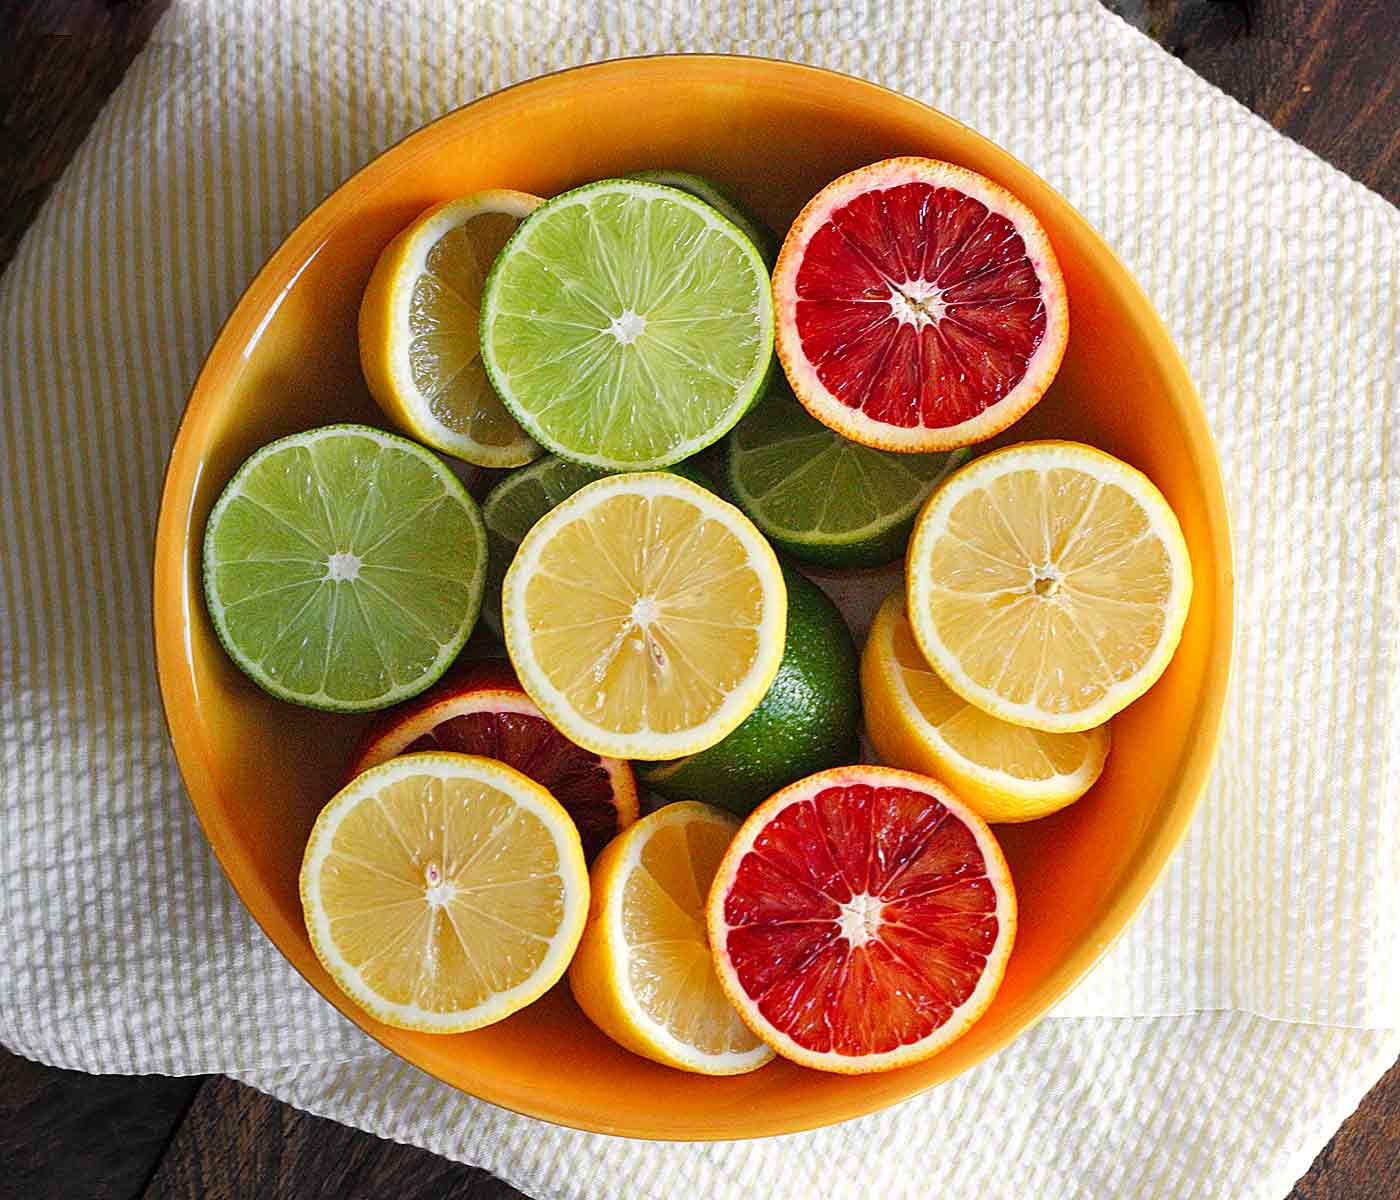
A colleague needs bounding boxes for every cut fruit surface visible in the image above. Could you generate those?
[708,764,1015,1073]
[906,440,1193,732]
[480,455,606,639]
[479,178,774,470]
[349,660,639,860]
[202,424,486,712]
[773,157,1067,452]
[628,168,780,264]
[726,380,968,567]
[862,591,1110,823]
[502,472,787,760]
[359,190,543,466]
[568,801,773,1075]
[300,752,588,1033]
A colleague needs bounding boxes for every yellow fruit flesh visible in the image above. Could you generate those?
[888,603,1099,783]
[408,213,523,449]
[521,491,766,736]
[319,772,567,1013]
[926,466,1176,717]
[622,819,754,1056]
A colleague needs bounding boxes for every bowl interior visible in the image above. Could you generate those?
[155,56,1231,1140]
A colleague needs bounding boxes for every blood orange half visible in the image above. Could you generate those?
[349,660,638,861]
[773,157,1068,451]
[707,764,1016,1073]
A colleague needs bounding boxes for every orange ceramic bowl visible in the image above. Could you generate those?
[154,56,1232,1140]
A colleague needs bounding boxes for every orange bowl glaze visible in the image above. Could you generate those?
[154,56,1233,1140]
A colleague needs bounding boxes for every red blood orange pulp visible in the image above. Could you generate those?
[707,764,1016,1073]
[349,660,638,861]
[772,157,1068,452]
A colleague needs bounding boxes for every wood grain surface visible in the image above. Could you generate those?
[0,1,1396,1198]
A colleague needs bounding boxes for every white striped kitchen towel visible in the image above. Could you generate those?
[1,2,1397,1198]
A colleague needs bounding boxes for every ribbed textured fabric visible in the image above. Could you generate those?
[1,2,1396,1197]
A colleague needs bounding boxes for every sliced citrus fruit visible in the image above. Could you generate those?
[726,380,969,567]
[300,752,588,1032]
[479,178,774,470]
[502,472,786,760]
[640,564,860,817]
[360,190,544,466]
[708,764,1016,1073]
[906,440,1193,732]
[862,591,1110,823]
[628,168,780,264]
[202,424,486,712]
[773,157,1068,452]
[568,801,773,1075]
[348,659,639,860]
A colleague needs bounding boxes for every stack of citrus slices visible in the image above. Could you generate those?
[201,157,1193,1077]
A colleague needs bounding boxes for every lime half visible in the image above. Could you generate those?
[628,169,779,265]
[727,383,969,568]
[479,178,774,471]
[203,424,486,711]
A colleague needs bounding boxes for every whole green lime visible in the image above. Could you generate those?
[639,563,860,815]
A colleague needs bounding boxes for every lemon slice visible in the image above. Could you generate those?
[300,752,588,1033]
[568,801,773,1075]
[501,472,787,760]
[359,191,543,466]
[906,441,1192,733]
[862,591,1110,823]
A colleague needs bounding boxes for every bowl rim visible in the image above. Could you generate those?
[153,52,1235,1140]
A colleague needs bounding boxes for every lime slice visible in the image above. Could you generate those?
[479,178,774,471]
[627,169,779,265]
[480,455,606,639]
[203,424,486,711]
[726,383,969,568]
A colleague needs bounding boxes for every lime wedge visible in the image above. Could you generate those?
[203,424,486,711]
[479,178,774,471]
[627,169,779,265]
[480,455,605,639]
[726,383,969,568]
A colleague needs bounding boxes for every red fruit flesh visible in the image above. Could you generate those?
[721,782,1001,1056]
[404,710,621,861]
[794,182,1048,429]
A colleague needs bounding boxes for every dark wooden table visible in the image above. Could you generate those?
[2,1,1397,1196]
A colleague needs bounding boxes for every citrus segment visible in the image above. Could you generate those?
[502,472,786,760]
[906,440,1192,732]
[773,157,1067,451]
[359,190,543,466]
[862,591,1110,823]
[300,752,588,1032]
[349,660,639,860]
[568,801,773,1074]
[202,424,485,711]
[708,765,1015,1073]
[726,380,969,567]
[479,179,774,470]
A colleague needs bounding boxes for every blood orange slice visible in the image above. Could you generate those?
[773,157,1068,451]
[349,660,638,861]
[707,764,1016,1073]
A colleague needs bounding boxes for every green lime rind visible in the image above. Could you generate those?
[726,383,971,568]
[479,456,713,639]
[202,423,486,712]
[479,178,775,472]
[639,564,860,817]
[627,169,781,265]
